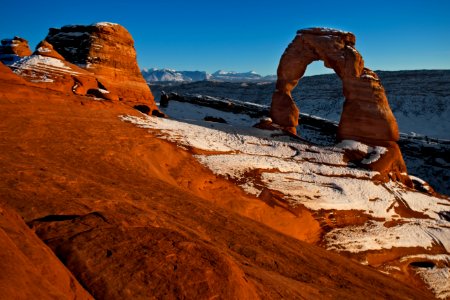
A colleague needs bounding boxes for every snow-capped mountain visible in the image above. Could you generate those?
[141,68,210,82]
[211,70,274,82]
[142,68,276,82]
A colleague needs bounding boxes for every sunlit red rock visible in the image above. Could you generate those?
[0,68,434,299]
[33,40,65,60]
[0,203,92,299]
[8,40,119,101]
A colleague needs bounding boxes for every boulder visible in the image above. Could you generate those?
[0,36,32,65]
[271,28,409,183]
[45,22,158,111]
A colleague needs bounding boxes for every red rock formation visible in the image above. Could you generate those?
[33,40,65,60]
[0,36,32,65]
[45,22,158,112]
[0,203,92,299]
[271,28,409,183]
[0,71,433,299]
[9,40,119,101]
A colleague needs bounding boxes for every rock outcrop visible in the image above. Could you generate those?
[33,40,66,60]
[271,28,408,183]
[0,70,434,298]
[45,22,158,111]
[0,36,32,65]
[0,203,92,299]
[10,40,115,100]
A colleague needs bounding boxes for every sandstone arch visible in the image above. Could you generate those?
[271,28,409,183]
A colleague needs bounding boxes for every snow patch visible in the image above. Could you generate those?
[12,55,74,72]
[325,219,450,252]
[416,267,450,299]
[337,140,387,165]
[120,100,450,299]
[98,88,110,94]
[93,22,119,27]
[37,47,51,53]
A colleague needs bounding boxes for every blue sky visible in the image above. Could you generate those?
[1,0,449,75]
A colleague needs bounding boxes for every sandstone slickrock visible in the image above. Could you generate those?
[0,61,26,84]
[0,36,32,65]
[0,71,433,299]
[45,22,158,111]
[0,203,92,300]
[271,27,409,183]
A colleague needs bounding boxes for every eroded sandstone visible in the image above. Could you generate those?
[0,203,92,300]
[271,28,409,183]
[45,22,158,111]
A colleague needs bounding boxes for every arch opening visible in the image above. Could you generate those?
[292,61,343,144]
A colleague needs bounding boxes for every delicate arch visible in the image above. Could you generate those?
[270,27,399,145]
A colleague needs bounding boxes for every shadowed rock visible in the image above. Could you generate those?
[0,36,32,65]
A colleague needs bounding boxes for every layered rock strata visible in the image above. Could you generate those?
[271,28,408,183]
[9,40,115,100]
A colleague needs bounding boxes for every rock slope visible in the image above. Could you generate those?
[0,67,433,299]
[0,202,92,300]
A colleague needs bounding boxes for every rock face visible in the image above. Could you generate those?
[10,40,115,100]
[0,203,92,299]
[0,36,32,65]
[271,28,408,182]
[45,22,157,111]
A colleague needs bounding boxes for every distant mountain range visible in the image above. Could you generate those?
[141,68,276,82]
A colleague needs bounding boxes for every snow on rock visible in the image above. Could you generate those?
[92,22,120,27]
[10,55,80,82]
[325,219,450,252]
[120,100,450,298]
[12,55,73,71]
[0,36,32,65]
[416,266,450,299]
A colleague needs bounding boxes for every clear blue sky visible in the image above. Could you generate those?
[1,0,449,75]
